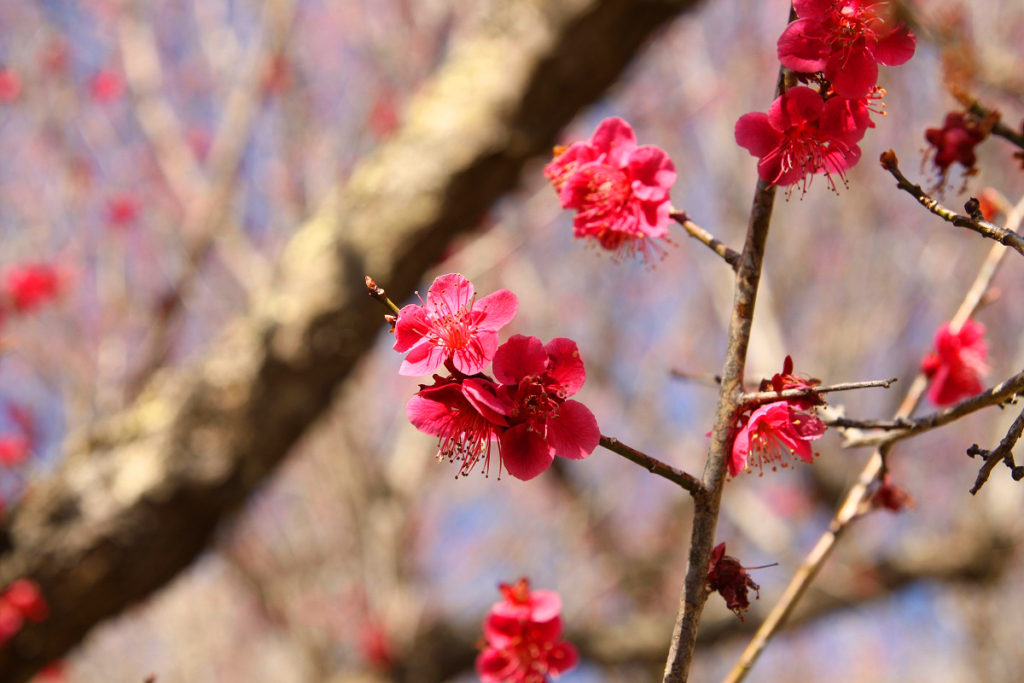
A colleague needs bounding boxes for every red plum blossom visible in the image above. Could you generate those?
[730,401,826,477]
[476,579,578,683]
[406,375,507,477]
[492,335,599,481]
[921,320,987,406]
[545,117,676,264]
[735,87,868,192]
[777,0,916,98]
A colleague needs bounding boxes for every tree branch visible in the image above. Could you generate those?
[723,189,1024,683]
[670,210,741,270]
[841,370,1024,448]
[740,378,897,406]
[600,435,704,496]
[879,150,1024,258]
[0,1,707,680]
[662,176,777,682]
[967,404,1024,495]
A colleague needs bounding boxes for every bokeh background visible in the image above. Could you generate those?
[1,0,1024,681]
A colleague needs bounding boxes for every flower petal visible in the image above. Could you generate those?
[473,289,518,332]
[543,338,587,396]
[453,331,498,375]
[792,0,829,19]
[476,647,514,683]
[627,145,676,202]
[462,378,511,425]
[769,87,823,130]
[500,425,555,480]
[870,24,916,66]
[590,117,638,167]
[493,335,547,385]
[393,304,430,352]
[427,273,474,313]
[528,590,563,624]
[406,393,454,436]
[399,342,447,376]
[548,642,580,677]
[825,46,879,99]
[729,425,750,477]
[546,400,599,460]
[820,96,873,144]
[735,112,783,157]
[777,18,830,73]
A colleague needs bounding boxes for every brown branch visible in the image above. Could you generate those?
[599,436,704,496]
[841,370,1024,448]
[661,32,802,677]
[0,1,709,680]
[723,190,1024,683]
[669,368,723,387]
[966,100,1024,151]
[967,405,1024,495]
[823,416,912,430]
[662,172,778,681]
[740,378,897,406]
[879,150,1024,257]
[670,210,741,270]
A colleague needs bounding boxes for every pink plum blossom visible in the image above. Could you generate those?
[491,578,563,624]
[545,117,676,264]
[730,401,826,477]
[491,335,599,481]
[476,579,578,683]
[777,0,916,98]
[735,87,868,192]
[921,320,987,406]
[394,273,517,377]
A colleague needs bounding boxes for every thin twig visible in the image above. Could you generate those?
[823,416,912,430]
[841,370,1024,448]
[968,405,1024,495]
[122,0,297,399]
[669,368,722,387]
[740,378,897,406]
[966,100,1024,150]
[723,190,1024,683]
[366,276,400,328]
[670,210,741,270]
[599,436,704,496]
[880,150,1024,258]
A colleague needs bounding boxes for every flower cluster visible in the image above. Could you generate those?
[921,320,987,406]
[394,274,599,481]
[706,543,761,620]
[545,117,677,264]
[737,0,916,192]
[476,579,578,683]
[729,357,827,477]
[0,579,49,645]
